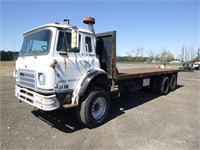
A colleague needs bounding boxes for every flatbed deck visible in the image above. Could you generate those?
[97,31,182,81]
[113,68,182,80]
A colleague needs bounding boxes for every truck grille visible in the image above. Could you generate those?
[19,69,36,89]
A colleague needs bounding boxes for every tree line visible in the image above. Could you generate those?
[119,46,200,63]
[1,47,199,63]
[0,50,19,61]
[120,47,175,63]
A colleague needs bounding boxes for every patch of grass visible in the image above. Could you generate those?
[0,61,15,76]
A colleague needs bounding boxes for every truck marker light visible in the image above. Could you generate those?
[54,83,58,88]
[50,59,57,69]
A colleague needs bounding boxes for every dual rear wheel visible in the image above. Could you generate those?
[151,74,177,95]
[76,74,177,128]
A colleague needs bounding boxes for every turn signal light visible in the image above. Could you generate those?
[54,83,58,88]
[50,59,57,69]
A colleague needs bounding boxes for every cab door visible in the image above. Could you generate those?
[82,33,99,70]
[54,30,98,91]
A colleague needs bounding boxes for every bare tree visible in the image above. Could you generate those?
[185,45,190,62]
[131,47,142,56]
[128,47,144,62]
[181,46,185,62]
[148,49,155,62]
[189,46,195,61]
[180,45,196,62]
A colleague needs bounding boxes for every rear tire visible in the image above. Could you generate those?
[169,74,177,91]
[158,76,169,95]
[76,87,110,128]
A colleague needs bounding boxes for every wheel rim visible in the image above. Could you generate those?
[91,97,107,120]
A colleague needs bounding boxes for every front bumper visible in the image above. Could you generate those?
[15,85,60,111]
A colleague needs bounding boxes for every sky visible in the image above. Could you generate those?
[0,0,199,58]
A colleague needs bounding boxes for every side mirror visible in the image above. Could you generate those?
[71,27,79,49]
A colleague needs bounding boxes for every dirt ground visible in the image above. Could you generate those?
[0,61,15,76]
[0,61,200,150]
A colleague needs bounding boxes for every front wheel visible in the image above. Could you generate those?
[76,87,110,128]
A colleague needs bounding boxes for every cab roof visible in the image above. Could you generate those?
[23,23,93,36]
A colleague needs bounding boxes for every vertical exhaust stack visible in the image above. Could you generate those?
[83,17,95,35]
[63,19,70,25]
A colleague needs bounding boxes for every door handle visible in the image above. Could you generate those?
[79,60,88,63]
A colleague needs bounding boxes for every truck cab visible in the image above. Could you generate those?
[15,17,107,111]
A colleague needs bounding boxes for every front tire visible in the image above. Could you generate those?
[76,87,110,128]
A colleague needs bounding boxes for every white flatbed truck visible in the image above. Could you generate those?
[14,17,182,127]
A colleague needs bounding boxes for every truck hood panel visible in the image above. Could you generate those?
[16,56,56,94]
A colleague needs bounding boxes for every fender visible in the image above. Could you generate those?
[70,68,107,106]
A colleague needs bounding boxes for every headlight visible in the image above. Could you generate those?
[38,73,45,85]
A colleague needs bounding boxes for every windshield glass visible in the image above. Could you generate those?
[20,30,51,56]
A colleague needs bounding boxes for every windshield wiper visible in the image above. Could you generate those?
[32,50,37,58]
[19,50,25,58]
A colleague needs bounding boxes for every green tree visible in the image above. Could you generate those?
[126,52,133,62]
[0,50,19,61]
[159,48,174,62]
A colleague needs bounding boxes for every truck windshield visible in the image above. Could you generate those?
[20,30,51,56]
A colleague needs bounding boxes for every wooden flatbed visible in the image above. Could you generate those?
[114,68,182,80]
[96,31,182,81]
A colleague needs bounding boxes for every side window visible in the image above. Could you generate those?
[57,32,70,52]
[85,37,92,53]
[57,31,81,52]
[78,34,81,50]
